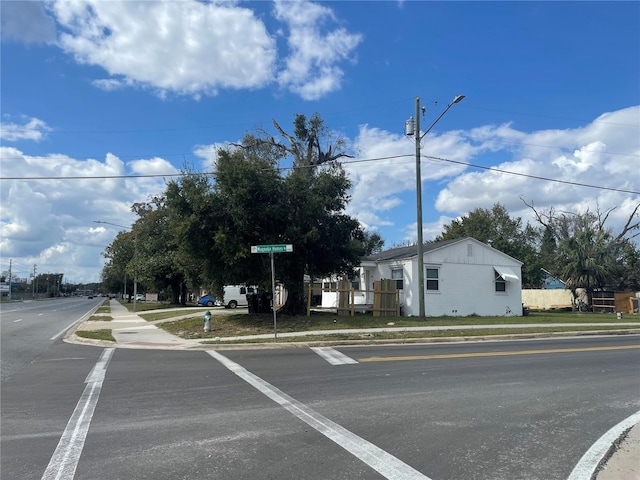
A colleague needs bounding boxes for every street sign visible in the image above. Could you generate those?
[251,244,293,254]
[250,244,293,339]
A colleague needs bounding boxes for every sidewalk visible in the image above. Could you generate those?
[68,300,639,478]
[72,299,197,349]
[70,300,640,349]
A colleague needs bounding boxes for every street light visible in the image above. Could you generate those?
[405,94,465,319]
[94,220,139,312]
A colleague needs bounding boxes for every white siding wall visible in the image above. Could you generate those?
[422,262,522,316]
[415,239,522,316]
[375,239,522,317]
[325,239,523,317]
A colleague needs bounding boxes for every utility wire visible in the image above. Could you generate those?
[1,153,638,195]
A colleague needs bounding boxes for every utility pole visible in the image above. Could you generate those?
[8,259,12,299]
[32,264,37,299]
[406,94,465,319]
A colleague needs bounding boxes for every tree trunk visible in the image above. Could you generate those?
[279,274,307,316]
[171,278,180,305]
[279,288,307,315]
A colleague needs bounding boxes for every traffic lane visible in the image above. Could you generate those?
[73,349,389,480]
[1,342,105,480]
[0,296,101,320]
[217,335,640,409]
[344,334,640,360]
[220,337,640,480]
[342,347,640,480]
[1,297,103,382]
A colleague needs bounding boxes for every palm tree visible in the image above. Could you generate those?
[557,228,620,304]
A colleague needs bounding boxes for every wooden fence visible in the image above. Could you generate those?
[307,279,400,317]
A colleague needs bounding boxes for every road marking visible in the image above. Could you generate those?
[207,350,430,480]
[14,318,23,323]
[358,344,640,362]
[41,348,115,480]
[567,410,640,480]
[311,346,359,365]
[50,314,94,341]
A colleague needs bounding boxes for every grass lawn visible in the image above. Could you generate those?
[157,310,640,341]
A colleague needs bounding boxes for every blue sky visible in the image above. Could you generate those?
[1,0,639,284]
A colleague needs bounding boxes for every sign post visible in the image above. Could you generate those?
[250,244,293,339]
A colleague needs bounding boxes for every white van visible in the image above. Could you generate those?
[218,285,256,308]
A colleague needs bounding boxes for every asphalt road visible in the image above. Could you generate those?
[1,327,638,479]
[0,297,102,382]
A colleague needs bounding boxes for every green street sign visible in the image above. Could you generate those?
[251,244,293,254]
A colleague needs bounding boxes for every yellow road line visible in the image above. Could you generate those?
[358,344,640,362]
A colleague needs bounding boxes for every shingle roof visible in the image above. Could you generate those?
[362,238,462,262]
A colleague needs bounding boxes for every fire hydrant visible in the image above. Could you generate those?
[203,310,211,332]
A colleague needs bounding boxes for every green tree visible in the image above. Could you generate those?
[101,230,135,298]
[538,225,557,272]
[102,114,381,313]
[209,115,371,315]
[164,171,213,297]
[527,202,640,299]
[436,203,542,287]
[616,241,640,291]
[129,199,190,304]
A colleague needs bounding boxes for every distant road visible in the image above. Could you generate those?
[0,297,102,382]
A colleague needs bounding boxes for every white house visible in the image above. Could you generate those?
[322,237,523,317]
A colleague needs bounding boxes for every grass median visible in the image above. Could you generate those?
[75,329,115,342]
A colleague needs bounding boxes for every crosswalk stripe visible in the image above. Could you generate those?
[311,346,359,365]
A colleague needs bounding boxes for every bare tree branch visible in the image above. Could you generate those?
[615,203,640,242]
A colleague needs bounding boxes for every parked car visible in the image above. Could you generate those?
[135,294,145,301]
[197,295,216,307]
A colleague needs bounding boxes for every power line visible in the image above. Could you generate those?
[420,155,640,195]
[1,153,638,195]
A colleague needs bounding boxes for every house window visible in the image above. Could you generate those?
[323,281,337,291]
[351,275,360,290]
[467,244,473,256]
[426,267,439,291]
[495,271,506,292]
[391,269,403,290]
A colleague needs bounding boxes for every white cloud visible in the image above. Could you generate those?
[338,106,640,245]
[52,0,277,97]
[0,147,177,282]
[432,105,640,236]
[48,0,362,100]
[0,117,52,142]
[343,124,474,236]
[3,106,637,282]
[273,0,362,100]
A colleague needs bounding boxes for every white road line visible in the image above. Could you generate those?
[50,315,92,341]
[311,346,359,365]
[567,410,640,480]
[14,318,23,323]
[41,348,115,480]
[207,350,429,480]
